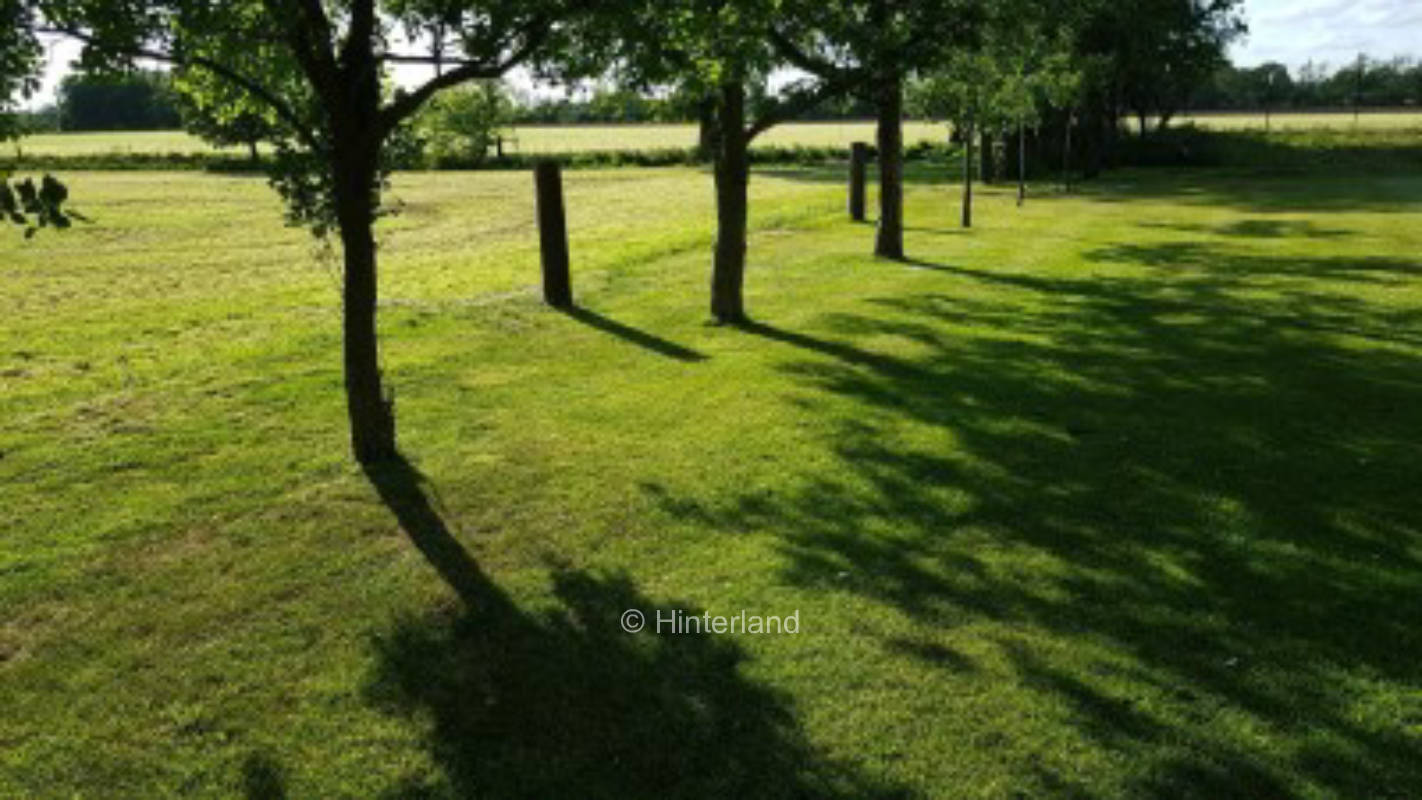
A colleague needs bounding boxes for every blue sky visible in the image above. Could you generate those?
[16,0,1422,109]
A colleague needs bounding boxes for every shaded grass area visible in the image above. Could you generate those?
[1,163,1420,797]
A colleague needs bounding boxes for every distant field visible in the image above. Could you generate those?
[506,121,945,152]
[1174,110,1422,131]
[12,112,1418,160]
[11,130,241,156]
[14,122,946,158]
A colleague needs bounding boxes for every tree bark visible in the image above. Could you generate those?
[873,69,904,260]
[334,156,397,464]
[961,119,973,229]
[710,78,749,324]
[329,11,397,465]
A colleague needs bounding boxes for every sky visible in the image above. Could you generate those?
[15,0,1422,110]
[1231,0,1422,68]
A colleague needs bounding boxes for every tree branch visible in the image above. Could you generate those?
[744,73,863,143]
[38,24,320,152]
[376,18,552,135]
[378,53,490,67]
[266,0,339,102]
[767,26,859,83]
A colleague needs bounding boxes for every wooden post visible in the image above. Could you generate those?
[848,142,868,222]
[1017,122,1026,207]
[534,160,572,308]
[962,121,973,229]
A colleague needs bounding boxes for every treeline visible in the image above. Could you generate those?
[17,69,181,132]
[1194,57,1422,111]
[511,86,875,124]
[29,57,1422,137]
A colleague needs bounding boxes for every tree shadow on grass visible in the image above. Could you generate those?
[240,751,288,800]
[1075,167,1422,214]
[361,456,902,800]
[654,241,1422,797]
[562,306,707,362]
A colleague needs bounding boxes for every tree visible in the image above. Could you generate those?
[2,0,74,234]
[911,2,1081,222]
[413,80,513,166]
[772,0,981,260]
[1,0,41,142]
[172,53,298,163]
[34,0,605,464]
[1078,0,1243,136]
[911,52,1004,228]
[601,0,856,322]
[57,69,182,130]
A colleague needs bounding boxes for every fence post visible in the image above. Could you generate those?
[848,142,868,222]
[534,160,572,308]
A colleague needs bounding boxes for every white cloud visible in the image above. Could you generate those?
[1232,0,1420,67]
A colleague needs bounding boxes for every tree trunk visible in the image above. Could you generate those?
[334,158,397,464]
[980,130,995,184]
[329,23,397,465]
[874,69,904,260]
[710,78,749,324]
[961,119,973,229]
[1062,108,1073,192]
[247,139,260,165]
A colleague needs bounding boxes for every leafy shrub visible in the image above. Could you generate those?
[413,82,514,168]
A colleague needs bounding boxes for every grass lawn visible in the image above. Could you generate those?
[2,159,1420,798]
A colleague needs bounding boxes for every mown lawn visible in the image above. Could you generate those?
[1,160,1420,798]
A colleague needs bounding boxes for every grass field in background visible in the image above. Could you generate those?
[506,120,945,152]
[13,111,1421,158]
[12,122,946,157]
[1173,109,1422,130]
[3,162,1420,797]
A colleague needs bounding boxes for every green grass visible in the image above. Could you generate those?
[11,129,247,156]
[2,159,1420,798]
